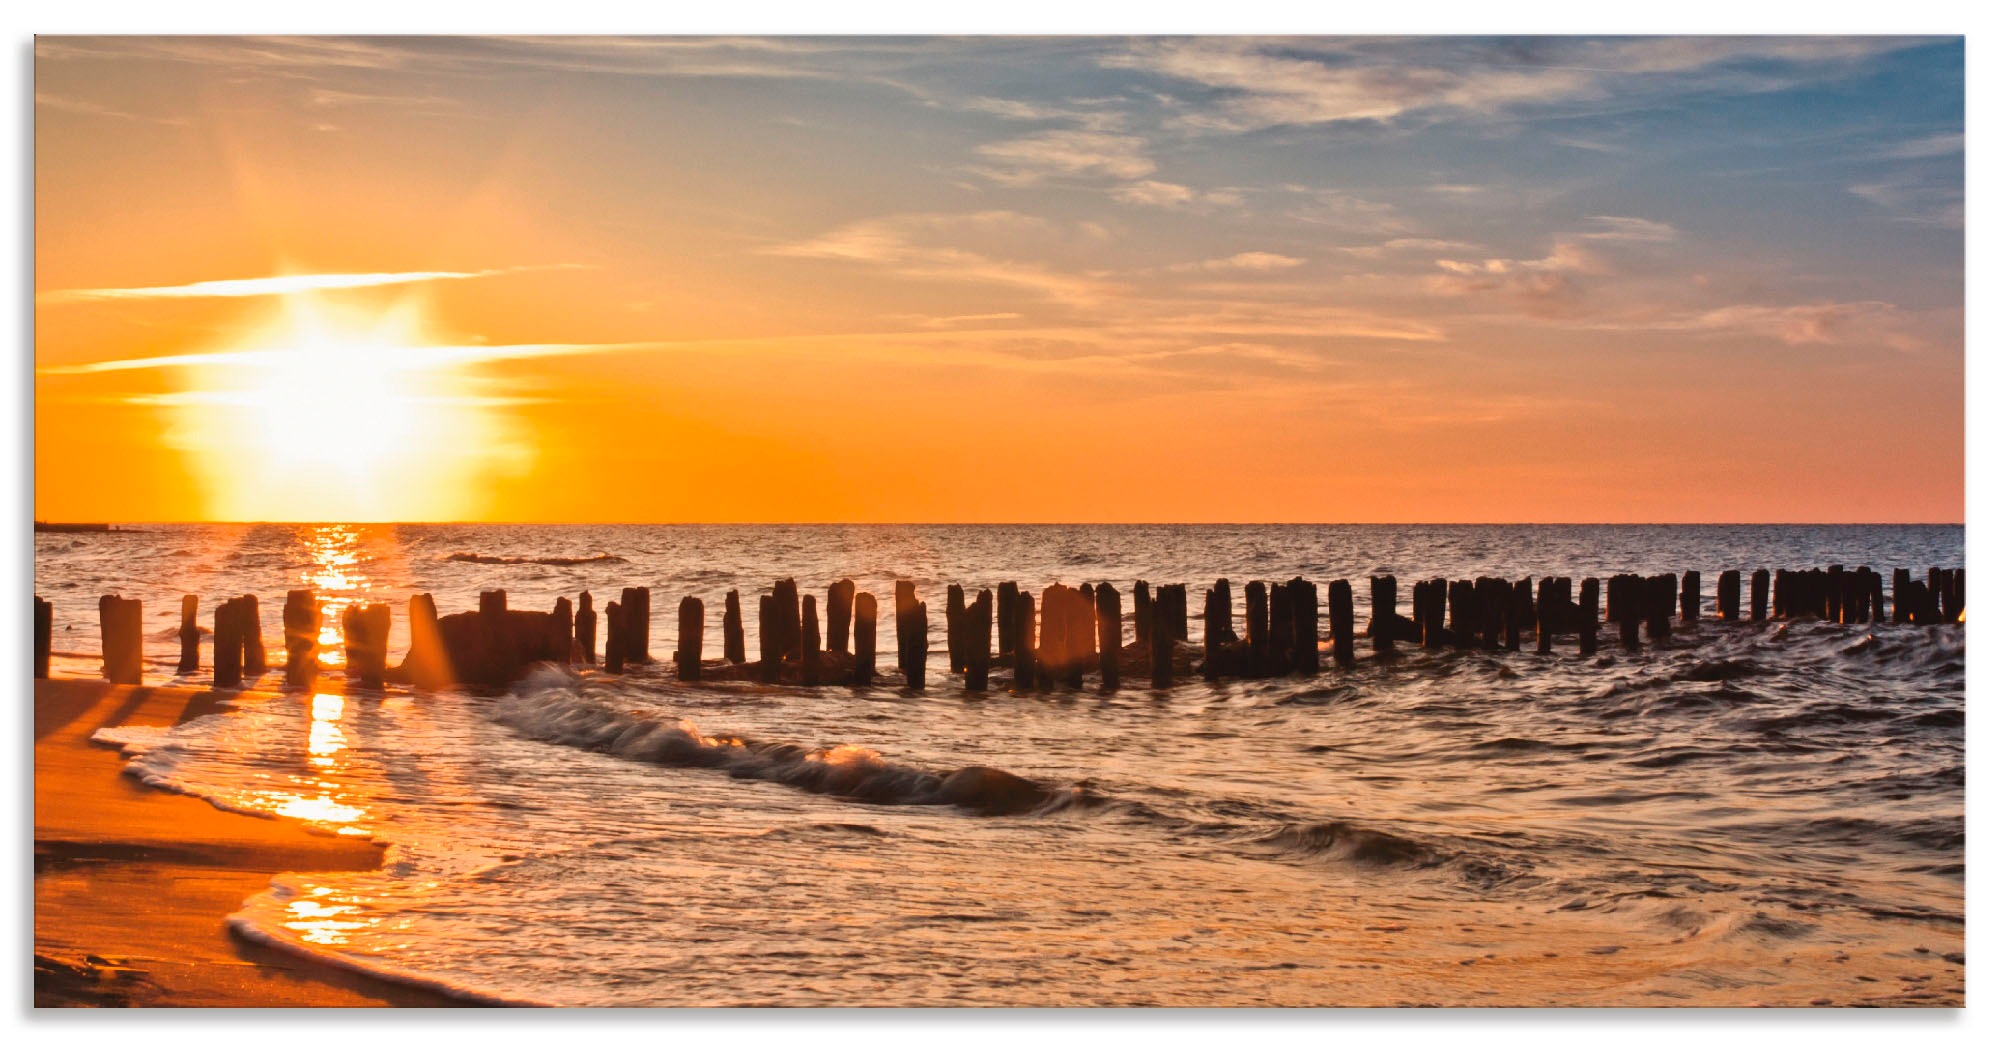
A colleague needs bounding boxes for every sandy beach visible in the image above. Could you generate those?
[33,678,473,1007]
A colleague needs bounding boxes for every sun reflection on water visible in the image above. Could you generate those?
[301,524,372,669]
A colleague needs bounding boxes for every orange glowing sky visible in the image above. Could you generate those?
[33,36,1964,522]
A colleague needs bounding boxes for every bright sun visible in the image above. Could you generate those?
[168,294,526,522]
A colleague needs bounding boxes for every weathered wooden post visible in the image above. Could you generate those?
[678,596,704,681]
[605,601,626,675]
[1269,580,1294,673]
[800,594,820,686]
[1133,581,1153,650]
[214,598,243,689]
[1891,568,1910,623]
[1535,579,1555,654]
[1095,582,1121,688]
[1328,580,1355,666]
[552,597,574,665]
[719,591,744,664]
[828,579,855,655]
[177,595,200,674]
[479,589,513,683]
[1202,582,1226,680]
[239,595,265,674]
[1211,579,1237,642]
[946,583,967,674]
[1370,576,1396,656]
[34,596,52,680]
[966,589,993,693]
[283,590,318,688]
[1717,570,1740,621]
[1446,580,1475,650]
[1067,584,1093,688]
[577,591,598,664]
[1419,580,1448,651]
[997,581,1019,656]
[853,592,878,684]
[97,595,143,685]
[1578,578,1599,656]
[1612,575,1641,651]
[1647,574,1674,642]
[1245,580,1270,674]
[1750,568,1770,623]
[895,582,927,689]
[1037,583,1066,690]
[756,596,777,681]
[1476,578,1504,651]
[1012,590,1037,692]
[1290,578,1319,675]
[404,593,448,690]
[343,603,388,689]
[1680,571,1700,623]
[1150,596,1174,689]
[617,586,651,664]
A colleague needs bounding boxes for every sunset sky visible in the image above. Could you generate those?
[34,36,1964,522]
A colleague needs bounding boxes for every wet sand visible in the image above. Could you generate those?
[33,678,473,1007]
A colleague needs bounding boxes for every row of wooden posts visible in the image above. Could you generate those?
[32,563,1966,688]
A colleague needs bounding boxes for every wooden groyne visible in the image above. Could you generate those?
[33,563,1966,691]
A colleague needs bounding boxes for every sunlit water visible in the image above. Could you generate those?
[39,524,1964,1006]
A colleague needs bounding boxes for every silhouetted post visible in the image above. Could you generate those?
[1202,583,1226,680]
[757,596,777,682]
[722,590,745,664]
[552,597,574,665]
[343,603,388,689]
[177,594,200,674]
[34,596,52,679]
[1613,575,1641,651]
[1066,585,1092,688]
[1370,576,1396,656]
[213,598,242,689]
[1037,583,1067,690]
[238,595,265,674]
[678,596,704,681]
[1095,583,1121,688]
[1446,580,1475,650]
[1211,579,1237,643]
[1419,580,1448,650]
[1865,569,1885,624]
[1150,598,1174,689]
[1535,579,1555,654]
[480,589,514,682]
[1680,571,1700,623]
[853,592,878,684]
[1890,568,1909,624]
[895,581,926,689]
[1648,575,1674,642]
[1269,581,1295,673]
[800,594,820,685]
[1476,578,1504,651]
[577,591,598,664]
[1290,578,1319,675]
[1327,580,1354,666]
[1012,591,1037,691]
[946,584,967,674]
[1578,578,1599,656]
[1244,581,1270,674]
[828,579,855,655]
[283,590,318,688]
[776,580,801,663]
[1133,581,1153,650]
[96,595,142,685]
[605,601,626,675]
[966,590,993,693]
[1750,569,1770,623]
[618,586,651,665]
[1717,570,1740,621]
[997,581,1019,656]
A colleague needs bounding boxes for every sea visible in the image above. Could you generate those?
[34,523,1966,1006]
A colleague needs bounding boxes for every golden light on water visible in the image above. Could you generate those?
[302,524,371,669]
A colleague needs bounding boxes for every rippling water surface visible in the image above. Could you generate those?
[39,524,1964,1006]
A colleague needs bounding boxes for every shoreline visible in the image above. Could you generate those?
[33,678,478,1008]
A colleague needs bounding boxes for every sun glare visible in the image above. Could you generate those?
[168,294,529,521]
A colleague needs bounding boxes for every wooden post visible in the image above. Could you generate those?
[405,593,448,690]
[1269,580,1294,672]
[1037,583,1066,690]
[853,592,877,684]
[722,590,745,664]
[1012,590,1037,692]
[1578,578,1599,656]
[213,598,242,689]
[1420,580,1448,651]
[1750,568,1769,623]
[966,590,993,693]
[800,594,820,686]
[1328,580,1354,666]
[1446,580,1475,650]
[1150,595,1173,689]
[896,582,927,689]
[239,595,265,674]
[177,594,200,673]
[1291,578,1319,675]
[1535,579,1555,654]
[1613,575,1641,650]
[577,591,598,664]
[1647,574,1674,642]
[1133,581,1153,650]
[605,601,626,675]
[828,579,855,655]
[619,586,652,664]
[97,595,142,685]
[946,583,967,674]
[283,590,318,688]
[343,603,388,689]
[1370,576,1396,656]
[1202,582,1226,680]
[1066,584,1092,688]
[1211,579,1237,642]
[1680,570,1700,623]
[34,596,52,680]
[756,596,777,682]
[552,597,574,665]
[997,581,1019,656]
[1717,570,1740,621]
[1477,578,1504,651]
[775,580,800,663]
[1095,583,1121,688]
[678,596,704,681]
[1245,580,1270,674]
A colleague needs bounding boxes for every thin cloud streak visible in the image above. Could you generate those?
[39,265,586,304]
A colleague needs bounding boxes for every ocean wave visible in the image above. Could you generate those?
[491,666,1057,816]
[446,552,627,566]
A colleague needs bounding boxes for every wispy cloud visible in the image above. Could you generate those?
[37,340,653,376]
[969,129,1156,186]
[39,265,585,305]
[1172,252,1307,273]
[761,211,1113,306]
